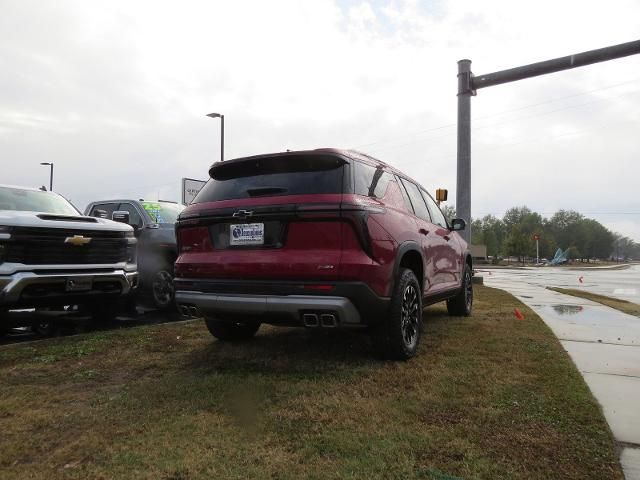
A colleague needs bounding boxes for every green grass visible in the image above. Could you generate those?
[548,287,640,317]
[0,286,622,479]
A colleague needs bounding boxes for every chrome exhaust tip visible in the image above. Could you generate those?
[303,313,319,327]
[320,314,337,328]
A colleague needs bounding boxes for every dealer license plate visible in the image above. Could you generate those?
[65,277,93,292]
[229,223,264,246]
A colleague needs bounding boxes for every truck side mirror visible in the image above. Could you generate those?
[112,211,131,225]
[451,218,466,231]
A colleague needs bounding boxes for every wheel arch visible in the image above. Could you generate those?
[392,241,425,295]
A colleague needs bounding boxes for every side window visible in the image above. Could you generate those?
[90,203,118,218]
[395,175,413,212]
[399,179,431,222]
[118,203,143,228]
[422,190,448,228]
[353,162,394,199]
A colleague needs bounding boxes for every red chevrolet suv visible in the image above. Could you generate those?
[174,149,472,359]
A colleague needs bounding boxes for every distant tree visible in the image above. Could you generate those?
[504,225,532,264]
[441,205,456,223]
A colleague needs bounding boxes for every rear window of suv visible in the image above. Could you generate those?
[193,154,346,203]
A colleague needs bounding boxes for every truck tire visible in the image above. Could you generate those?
[150,264,176,311]
[446,264,473,316]
[372,268,422,360]
[204,318,260,342]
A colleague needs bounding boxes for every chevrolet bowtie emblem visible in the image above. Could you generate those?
[64,235,92,246]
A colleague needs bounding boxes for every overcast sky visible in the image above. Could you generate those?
[1,0,639,240]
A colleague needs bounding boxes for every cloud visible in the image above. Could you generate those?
[0,0,639,239]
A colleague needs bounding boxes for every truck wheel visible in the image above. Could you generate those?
[151,267,175,311]
[372,268,422,360]
[204,318,260,342]
[33,319,57,337]
[446,264,473,316]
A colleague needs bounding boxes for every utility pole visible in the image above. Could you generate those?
[456,39,640,244]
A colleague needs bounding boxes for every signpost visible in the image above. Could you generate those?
[181,178,207,206]
[533,233,540,264]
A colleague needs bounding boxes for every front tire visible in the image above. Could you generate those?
[447,264,473,316]
[372,268,422,360]
[204,318,260,342]
[150,267,175,311]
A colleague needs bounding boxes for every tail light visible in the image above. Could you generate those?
[177,226,212,253]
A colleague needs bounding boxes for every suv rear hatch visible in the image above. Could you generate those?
[176,152,357,281]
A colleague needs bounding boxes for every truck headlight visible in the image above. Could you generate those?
[126,238,137,263]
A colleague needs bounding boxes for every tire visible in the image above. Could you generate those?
[33,318,57,337]
[204,318,260,342]
[150,266,176,311]
[372,268,422,360]
[447,264,473,316]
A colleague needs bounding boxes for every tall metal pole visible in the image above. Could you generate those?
[456,59,473,244]
[49,163,54,192]
[455,39,640,247]
[220,114,225,162]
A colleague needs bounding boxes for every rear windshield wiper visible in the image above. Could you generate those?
[246,187,288,197]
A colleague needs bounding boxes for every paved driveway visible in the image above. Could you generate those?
[483,266,640,479]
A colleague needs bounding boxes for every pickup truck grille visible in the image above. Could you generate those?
[4,227,129,265]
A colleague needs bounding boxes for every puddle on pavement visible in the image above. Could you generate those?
[552,305,584,315]
[536,304,631,326]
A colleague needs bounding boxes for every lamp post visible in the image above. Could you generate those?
[40,162,54,191]
[206,112,224,162]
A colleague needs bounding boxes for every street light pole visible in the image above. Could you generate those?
[206,112,225,161]
[40,162,54,191]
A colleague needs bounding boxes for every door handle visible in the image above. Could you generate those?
[419,228,429,236]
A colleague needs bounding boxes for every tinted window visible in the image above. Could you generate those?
[422,191,448,228]
[90,203,119,218]
[118,203,143,228]
[194,154,346,203]
[354,162,394,199]
[399,179,431,222]
[0,187,79,215]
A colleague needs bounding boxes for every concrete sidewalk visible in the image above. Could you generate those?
[485,272,640,479]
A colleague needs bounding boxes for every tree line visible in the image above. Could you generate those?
[441,205,640,262]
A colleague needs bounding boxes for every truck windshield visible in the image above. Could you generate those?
[194,154,346,203]
[141,201,184,224]
[0,187,79,216]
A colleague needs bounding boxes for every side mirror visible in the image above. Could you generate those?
[112,210,131,225]
[451,218,466,231]
[93,209,108,219]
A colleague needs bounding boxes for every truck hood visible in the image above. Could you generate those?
[0,210,133,233]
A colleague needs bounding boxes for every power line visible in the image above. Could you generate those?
[351,77,640,153]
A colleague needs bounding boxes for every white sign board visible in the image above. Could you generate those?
[181,178,207,205]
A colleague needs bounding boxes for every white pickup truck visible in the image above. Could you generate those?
[0,184,138,333]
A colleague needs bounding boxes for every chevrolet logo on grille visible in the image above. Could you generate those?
[64,235,92,246]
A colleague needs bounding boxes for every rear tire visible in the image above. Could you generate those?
[372,268,422,360]
[204,318,260,342]
[446,264,473,316]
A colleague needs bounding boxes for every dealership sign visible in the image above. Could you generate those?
[181,178,207,205]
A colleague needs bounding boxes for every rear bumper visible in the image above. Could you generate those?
[174,279,390,327]
[0,270,139,309]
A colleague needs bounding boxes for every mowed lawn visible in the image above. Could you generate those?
[0,286,622,480]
